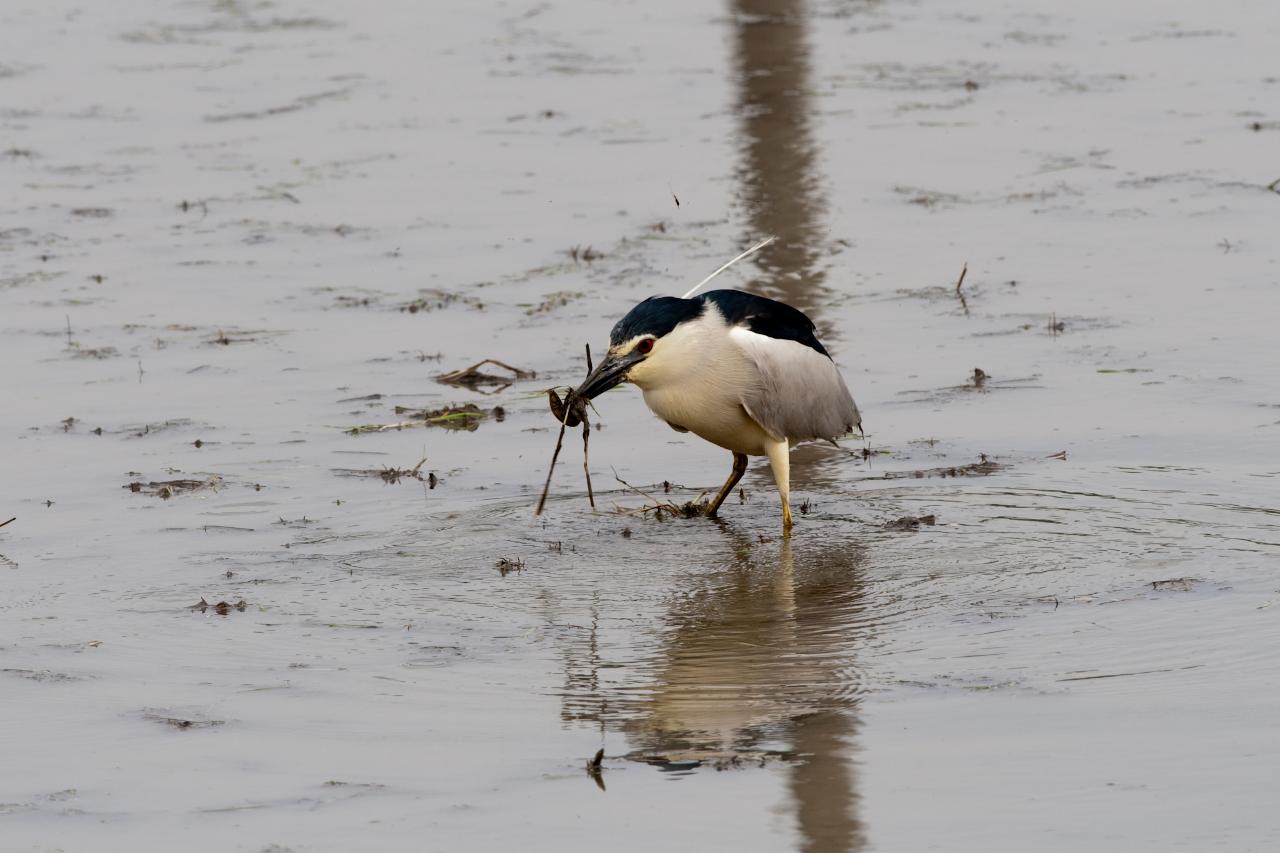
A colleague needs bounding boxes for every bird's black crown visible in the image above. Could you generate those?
[608,296,704,345]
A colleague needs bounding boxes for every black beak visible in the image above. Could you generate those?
[574,349,643,401]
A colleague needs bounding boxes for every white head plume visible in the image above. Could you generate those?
[681,236,777,300]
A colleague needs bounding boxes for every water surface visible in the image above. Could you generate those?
[2,1,1278,850]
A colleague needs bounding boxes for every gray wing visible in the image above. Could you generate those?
[730,327,861,442]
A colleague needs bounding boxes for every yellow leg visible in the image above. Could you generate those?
[765,439,793,532]
[707,452,748,517]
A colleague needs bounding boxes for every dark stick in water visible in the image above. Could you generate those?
[582,344,595,508]
[534,399,573,516]
[534,345,594,515]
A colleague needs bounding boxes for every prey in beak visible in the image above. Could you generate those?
[574,347,646,402]
[549,346,644,429]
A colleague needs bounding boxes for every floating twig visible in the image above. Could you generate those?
[613,470,674,509]
[611,472,708,518]
[437,359,534,391]
[0,517,14,529]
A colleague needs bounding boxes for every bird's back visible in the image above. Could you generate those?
[699,290,861,444]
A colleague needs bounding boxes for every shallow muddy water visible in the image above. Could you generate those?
[2,1,1279,851]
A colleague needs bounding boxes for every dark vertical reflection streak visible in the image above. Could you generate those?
[790,710,864,853]
[733,5,863,845]
[731,0,828,317]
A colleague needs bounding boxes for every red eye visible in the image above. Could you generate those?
[637,338,654,354]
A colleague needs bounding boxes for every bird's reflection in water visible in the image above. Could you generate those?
[559,531,869,853]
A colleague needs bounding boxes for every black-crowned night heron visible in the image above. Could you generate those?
[574,289,861,530]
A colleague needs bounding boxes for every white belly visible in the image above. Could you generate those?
[642,384,773,456]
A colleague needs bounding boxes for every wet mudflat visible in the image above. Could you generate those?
[2,1,1279,850]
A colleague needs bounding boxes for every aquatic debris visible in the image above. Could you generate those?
[398,287,483,314]
[334,293,374,307]
[188,598,248,615]
[394,403,495,428]
[209,329,256,345]
[0,517,14,529]
[526,290,583,315]
[894,185,966,209]
[177,199,209,218]
[954,262,969,314]
[586,748,605,791]
[332,456,431,484]
[1150,577,1199,592]
[68,345,118,360]
[125,476,221,499]
[1,668,82,682]
[567,245,603,263]
[346,404,497,434]
[884,514,938,531]
[436,359,534,390]
[495,557,525,576]
[203,88,349,123]
[127,419,196,439]
[610,473,708,520]
[869,458,1003,480]
[322,780,387,790]
[378,457,427,484]
[143,712,224,730]
[626,749,795,771]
